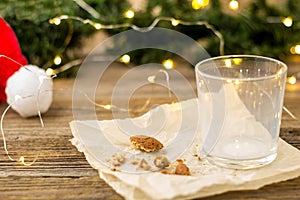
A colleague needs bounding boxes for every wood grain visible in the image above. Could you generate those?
[0,62,299,199]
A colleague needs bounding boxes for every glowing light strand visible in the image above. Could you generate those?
[50,15,225,56]
[0,55,51,166]
[74,0,101,19]
[84,69,174,113]
[45,19,74,69]
[0,94,42,166]
[283,106,298,120]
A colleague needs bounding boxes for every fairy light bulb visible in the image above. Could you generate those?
[93,23,102,30]
[124,9,135,18]
[49,17,61,25]
[290,46,296,54]
[46,68,56,77]
[120,54,130,64]
[192,0,210,10]
[162,59,174,69]
[103,104,112,110]
[53,55,62,65]
[148,75,156,83]
[287,76,296,84]
[294,45,300,54]
[282,17,293,27]
[171,18,180,26]
[229,0,239,11]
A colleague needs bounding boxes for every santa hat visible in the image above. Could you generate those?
[0,18,53,117]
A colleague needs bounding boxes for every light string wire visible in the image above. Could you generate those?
[283,106,298,120]
[44,19,74,69]
[48,13,298,119]
[49,15,225,56]
[74,0,101,19]
[85,69,173,114]
[0,95,40,166]
[0,55,52,166]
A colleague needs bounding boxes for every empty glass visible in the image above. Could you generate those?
[195,55,287,169]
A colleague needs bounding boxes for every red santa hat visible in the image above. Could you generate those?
[0,17,53,117]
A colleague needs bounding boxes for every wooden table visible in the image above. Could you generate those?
[0,62,299,199]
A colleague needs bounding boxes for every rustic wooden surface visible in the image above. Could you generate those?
[0,62,299,200]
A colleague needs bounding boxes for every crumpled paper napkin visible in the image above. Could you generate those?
[70,98,300,200]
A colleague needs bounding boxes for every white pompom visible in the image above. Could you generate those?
[5,65,53,118]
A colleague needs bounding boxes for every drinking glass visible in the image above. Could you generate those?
[195,55,287,169]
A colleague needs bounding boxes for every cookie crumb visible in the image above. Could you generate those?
[130,135,163,152]
[160,169,170,174]
[111,153,126,166]
[138,158,152,171]
[193,154,201,161]
[130,157,140,165]
[154,155,170,169]
[175,160,190,176]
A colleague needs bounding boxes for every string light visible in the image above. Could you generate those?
[124,9,135,19]
[162,59,174,69]
[49,15,224,57]
[49,17,61,25]
[103,104,112,110]
[287,76,297,85]
[229,0,239,11]
[295,45,300,54]
[171,18,180,26]
[192,0,210,10]
[120,54,131,64]
[1,91,46,166]
[53,55,62,65]
[74,0,101,19]
[290,44,300,54]
[46,68,57,77]
[84,69,174,114]
[282,16,293,27]
[265,16,296,52]
[147,75,156,83]
[93,23,102,30]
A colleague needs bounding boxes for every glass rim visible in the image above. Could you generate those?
[195,55,288,81]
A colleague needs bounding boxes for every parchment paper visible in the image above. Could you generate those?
[70,98,300,200]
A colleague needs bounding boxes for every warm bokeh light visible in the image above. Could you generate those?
[171,18,180,26]
[103,104,112,110]
[282,17,293,27]
[295,45,300,54]
[229,0,239,11]
[46,68,56,77]
[124,9,135,18]
[53,55,62,65]
[291,45,300,54]
[287,76,297,84]
[93,23,102,30]
[162,59,174,69]
[192,0,210,10]
[49,17,61,25]
[148,75,156,83]
[120,54,131,64]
